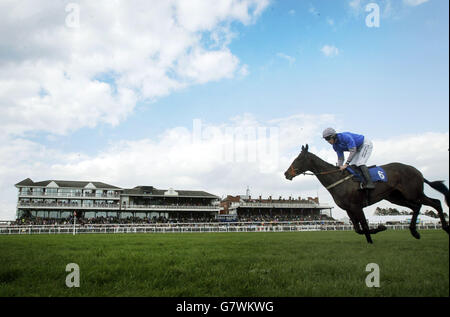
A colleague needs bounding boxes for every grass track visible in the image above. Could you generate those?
[0,230,448,297]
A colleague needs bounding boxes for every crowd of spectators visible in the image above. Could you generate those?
[12,213,336,226]
[236,213,333,223]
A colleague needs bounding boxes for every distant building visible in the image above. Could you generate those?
[219,194,333,222]
[15,178,220,221]
[339,215,442,225]
[366,215,441,225]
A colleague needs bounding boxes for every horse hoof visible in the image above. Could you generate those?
[378,225,387,231]
[410,230,421,240]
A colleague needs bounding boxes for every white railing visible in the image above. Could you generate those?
[0,221,442,235]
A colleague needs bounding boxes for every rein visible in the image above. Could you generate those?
[290,167,352,190]
[301,169,342,176]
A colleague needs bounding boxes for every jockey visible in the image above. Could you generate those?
[322,127,375,189]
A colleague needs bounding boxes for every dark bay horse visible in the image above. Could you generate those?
[284,144,449,244]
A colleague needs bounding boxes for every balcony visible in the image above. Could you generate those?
[18,192,121,199]
[17,202,220,212]
[238,202,331,209]
[18,202,120,210]
[122,205,220,212]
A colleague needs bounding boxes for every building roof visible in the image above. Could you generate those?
[15,178,122,190]
[122,186,219,199]
[15,179,219,198]
[15,178,34,186]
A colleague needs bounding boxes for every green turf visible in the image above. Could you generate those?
[0,230,448,297]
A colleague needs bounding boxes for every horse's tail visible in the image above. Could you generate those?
[424,179,449,206]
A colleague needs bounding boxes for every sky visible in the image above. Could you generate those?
[0,0,448,220]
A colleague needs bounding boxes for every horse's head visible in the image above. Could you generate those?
[284,144,311,181]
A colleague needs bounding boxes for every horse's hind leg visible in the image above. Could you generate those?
[409,205,421,239]
[386,193,421,239]
[420,195,449,234]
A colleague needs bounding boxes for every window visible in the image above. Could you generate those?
[61,211,71,219]
[47,188,58,195]
[58,188,72,196]
[84,212,95,219]
[135,212,146,219]
[21,187,31,195]
[83,200,94,207]
[120,212,132,219]
[33,188,44,195]
[58,200,69,206]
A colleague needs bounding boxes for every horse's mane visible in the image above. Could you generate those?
[306,150,339,171]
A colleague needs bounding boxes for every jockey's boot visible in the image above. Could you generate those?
[359,165,375,189]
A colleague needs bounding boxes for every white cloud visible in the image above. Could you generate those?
[2,112,447,221]
[0,0,269,136]
[403,0,429,6]
[321,45,340,57]
[276,53,296,65]
[349,0,362,11]
[348,0,418,20]
[0,113,337,220]
[371,132,449,179]
[177,48,240,84]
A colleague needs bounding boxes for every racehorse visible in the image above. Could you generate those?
[284,144,449,244]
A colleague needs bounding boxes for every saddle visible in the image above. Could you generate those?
[347,165,388,185]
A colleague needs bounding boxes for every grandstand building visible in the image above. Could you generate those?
[219,194,333,222]
[15,178,220,222]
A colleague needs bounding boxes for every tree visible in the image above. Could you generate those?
[424,210,439,218]
[374,207,411,216]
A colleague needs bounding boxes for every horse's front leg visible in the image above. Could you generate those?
[348,213,364,235]
[349,211,375,243]
[354,210,373,244]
